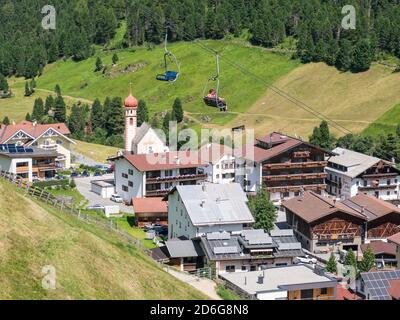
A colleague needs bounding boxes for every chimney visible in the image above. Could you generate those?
[33,120,37,127]
[200,199,206,207]
[257,273,264,284]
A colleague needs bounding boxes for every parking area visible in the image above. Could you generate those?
[74,174,134,214]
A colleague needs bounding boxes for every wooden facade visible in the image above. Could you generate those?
[368,213,400,239]
[288,287,335,300]
[262,144,327,196]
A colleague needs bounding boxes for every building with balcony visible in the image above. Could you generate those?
[0,121,75,169]
[166,183,255,240]
[326,147,400,201]
[0,144,59,182]
[283,191,400,253]
[236,132,333,205]
[199,143,235,184]
[110,151,207,203]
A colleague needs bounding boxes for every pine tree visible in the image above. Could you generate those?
[309,121,335,149]
[2,116,10,125]
[54,95,67,122]
[91,98,104,129]
[137,99,149,127]
[247,188,277,232]
[25,113,31,121]
[68,104,86,138]
[0,73,9,92]
[359,246,375,272]
[105,97,124,136]
[162,111,172,138]
[326,253,337,274]
[336,39,353,71]
[95,57,103,72]
[150,114,161,129]
[44,96,55,115]
[352,39,373,73]
[54,84,62,96]
[112,53,119,65]
[24,82,32,97]
[172,97,184,123]
[30,78,36,92]
[344,249,357,270]
[32,98,45,122]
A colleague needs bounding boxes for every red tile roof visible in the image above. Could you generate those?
[336,285,362,300]
[282,191,367,223]
[122,151,206,172]
[0,121,70,144]
[132,197,168,213]
[388,280,400,300]
[360,241,397,256]
[388,232,400,246]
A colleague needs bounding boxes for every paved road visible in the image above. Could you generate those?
[164,267,221,300]
[75,174,134,214]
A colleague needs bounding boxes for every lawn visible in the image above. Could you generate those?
[362,103,400,137]
[47,188,87,208]
[71,139,120,164]
[0,179,207,299]
[36,40,298,127]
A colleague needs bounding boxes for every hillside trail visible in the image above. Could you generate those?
[36,88,94,104]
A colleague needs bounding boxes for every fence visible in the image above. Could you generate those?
[0,170,152,256]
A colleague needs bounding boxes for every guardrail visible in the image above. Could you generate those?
[0,170,152,256]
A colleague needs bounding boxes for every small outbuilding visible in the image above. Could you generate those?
[90,179,115,199]
[132,197,168,227]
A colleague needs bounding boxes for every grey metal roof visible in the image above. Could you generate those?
[175,183,255,226]
[220,265,336,295]
[270,228,294,237]
[242,229,272,245]
[165,239,204,258]
[327,148,382,178]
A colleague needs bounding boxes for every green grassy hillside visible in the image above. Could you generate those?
[363,103,400,137]
[0,180,207,300]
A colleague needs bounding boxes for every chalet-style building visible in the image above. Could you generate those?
[326,148,400,201]
[0,144,59,181]
[283,191,367,253]
[342,193,400,239]
[283,191,400,253]
[198,143,235,184]
[236,132,333,205]
[132,197,168,227]
[388,232,400,267]
[166,183,254,239]
[360,241,397,269]
[0,121,75,169]
[111,151,207,203]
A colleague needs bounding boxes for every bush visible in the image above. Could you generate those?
[216,285,241,300]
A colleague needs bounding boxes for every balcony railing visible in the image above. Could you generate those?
[263,172,327,182]
[358,184,397,190]
[266,184,326,193]
[146,174,207,184]
[16,166,29,173]
[145,189,170,197]
[40,145,58,151]
[263,161,327,170]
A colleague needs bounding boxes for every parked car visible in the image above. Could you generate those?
[71,172,79,177]
[87,204,105,211]
[81,171,90,177]
[295,255,317,264]
[110,194,123,203]
[94,171,103,177]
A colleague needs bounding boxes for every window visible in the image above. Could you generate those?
[56,139,62,145]
[122,173,128,179]
[148,146,153,153]
[129,118,134,125]
[216,165,220,169]
[241,266,247,271]
[320,288,328,295]
[128,181,133,187]
[128,169,134,175]
[122,185,128,192]
[216,174,220,179]
[387,191,390,196]
[225,265,235,273]
[387,179,391,185]
[283,192,289,198]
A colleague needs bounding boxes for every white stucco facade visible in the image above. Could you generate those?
[0,156,33,182]
[132,127,169,155]
[203,154,235,184]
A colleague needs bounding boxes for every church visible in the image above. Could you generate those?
[123,89,169,155]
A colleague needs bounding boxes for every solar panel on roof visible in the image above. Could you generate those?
[270,229,294,237]
[213,246,238,254]
[25,148,34,153]
[362,270,400,300]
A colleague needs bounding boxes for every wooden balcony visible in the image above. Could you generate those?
[361,172,399,178]
[16,166,29,173]
[358,184,397,191]
[145,189,169,197]
[146,174,207,184]
[263,161,327,171]
[35,163,56,171]
[263,172,327,182]
[266,184,326,193]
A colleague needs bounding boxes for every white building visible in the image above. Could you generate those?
[199,143,235,184]
[326,148,400,201]
[0,121,75,169]
[167,183,255,239]
[111,151,207,203]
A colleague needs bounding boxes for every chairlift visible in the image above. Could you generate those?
[156,31,180,82]
[203,52,228,112]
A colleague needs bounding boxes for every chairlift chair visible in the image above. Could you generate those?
[156,32,180,83]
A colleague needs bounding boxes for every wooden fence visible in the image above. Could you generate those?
[0,170,152,256]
